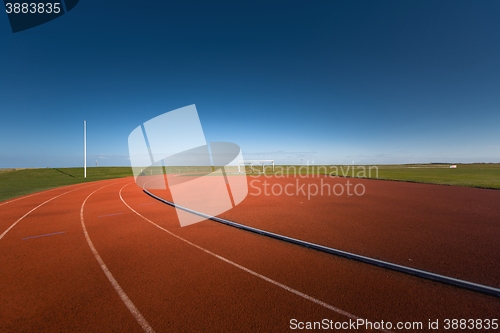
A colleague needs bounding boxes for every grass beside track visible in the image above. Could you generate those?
[0,167,132,202]
[246,163,500,189]
[1,164,498,202]
[368,164,500,189]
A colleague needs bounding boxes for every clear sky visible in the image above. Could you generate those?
[1,1,499,167]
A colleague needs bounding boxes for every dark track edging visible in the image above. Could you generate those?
[143,188,500,298]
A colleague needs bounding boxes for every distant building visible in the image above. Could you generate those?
[450,165,457,168]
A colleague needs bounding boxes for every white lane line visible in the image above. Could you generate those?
[0,183,97,241]
[119,184,391,333]
[22,231,65,240]
[80,185,155,333]
[144,190,500,299]
[0,191,47,206]
[98,212,124,218]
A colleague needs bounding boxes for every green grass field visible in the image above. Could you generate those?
[0,167,132,202]
[1,164,499,202]
[247,163,500,189]
[366,164,500,189]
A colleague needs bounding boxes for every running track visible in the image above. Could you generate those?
[1,177,498,332]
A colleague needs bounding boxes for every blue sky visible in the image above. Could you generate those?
[1,0,499,167]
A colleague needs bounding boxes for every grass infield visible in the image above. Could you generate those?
[0,164,498,202]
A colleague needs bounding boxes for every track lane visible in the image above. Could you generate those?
[80,184,155,333]
[119,184,375,327]
[119,181,499,330]
[0,183,100,240]
[144,188,500,297]
[0,181,109,239]
[82,181,360,332]
[213,176,500,288]
[2,176,498,332]
[0,178,145,332]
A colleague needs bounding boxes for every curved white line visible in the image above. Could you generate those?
[119,183,391,332]
[80,184,155,333]
[0,183,97,240]
[144,190,500,298]
[0,191,46,207]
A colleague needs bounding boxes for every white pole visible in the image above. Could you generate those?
[84,120,87,178]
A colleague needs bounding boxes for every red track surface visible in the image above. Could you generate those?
[1,176,499,332]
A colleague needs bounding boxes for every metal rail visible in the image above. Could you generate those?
[143,189,500,298]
